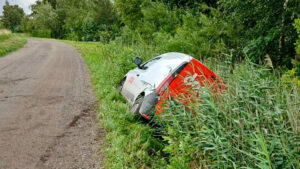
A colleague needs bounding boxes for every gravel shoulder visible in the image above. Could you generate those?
[0,38,103,169]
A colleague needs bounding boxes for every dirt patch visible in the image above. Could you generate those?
[0,29,11,34]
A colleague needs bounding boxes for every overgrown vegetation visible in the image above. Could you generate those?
[68,39,299,168]
[1,0,299,68]
[1,0,299,168]
[31,29,52,38]
[157,61,299,168]
[0,34,27,57]
[1,1,24,32]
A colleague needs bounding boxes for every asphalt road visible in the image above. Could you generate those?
[0,39,102,169]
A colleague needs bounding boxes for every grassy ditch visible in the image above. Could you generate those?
[67,41,166,168]
[0,34,27,57]
[68,40,299,169]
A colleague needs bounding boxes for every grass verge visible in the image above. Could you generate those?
[0,34,27,57]
[66,41,167,168]
[67,40,299,169]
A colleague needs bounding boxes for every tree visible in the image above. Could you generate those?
[2,1,25,32]
[44,0,57,9]
[219,0,300,68]
[115,0,144,29]
[32,2,58,31]
[0,18,4,29]
[295,18,300,61]
[22,16,34,33]
[160,0,217,8]
[93,0,119,26]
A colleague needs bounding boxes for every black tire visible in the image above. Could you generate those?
[130,95,144,114]
[117,77,126,94]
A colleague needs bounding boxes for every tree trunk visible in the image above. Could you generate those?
[278,0,289,65]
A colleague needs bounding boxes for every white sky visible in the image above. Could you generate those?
[0,0,38,15]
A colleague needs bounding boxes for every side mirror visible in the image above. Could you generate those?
[134,57,143,69]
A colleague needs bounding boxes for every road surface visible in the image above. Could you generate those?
[0,39,103,169]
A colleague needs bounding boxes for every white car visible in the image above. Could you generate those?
[118,52,222,120]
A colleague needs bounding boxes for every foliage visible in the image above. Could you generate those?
[2,2,25,32]
[114,0,299,67]
[18,0,300,167]
[0,33,12,41]
[32,29,52,38]
[68,40,300,168]
[22,16,34,33]
[295,18,300,56]
[280,18,300,94]
[140,1,179,39]
[0,20,4,29]
[24,0,300,67]
[153,11,229,60]
[0,34,27,57]
[27,0,120,41]
[160,0,217,8]
[219,0,300,67]
[281,68,300,90]
[115,0,144,30]
[32,2,59,31]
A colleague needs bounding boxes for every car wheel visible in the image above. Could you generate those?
[130,95,144,114]
[117,77,126,93]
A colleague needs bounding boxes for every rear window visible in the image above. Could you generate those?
[141,57,161,70]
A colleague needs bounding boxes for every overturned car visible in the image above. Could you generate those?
[118,52,225,120]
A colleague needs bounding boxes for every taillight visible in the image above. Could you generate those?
[156,75,174,96]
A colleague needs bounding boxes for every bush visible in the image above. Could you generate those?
[153,12,229,60]
[31,29,52,38]
[139,1,180,40]
[66,31,79,41]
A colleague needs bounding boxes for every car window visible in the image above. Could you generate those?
[141,57,161,70]
[174,62,188,76]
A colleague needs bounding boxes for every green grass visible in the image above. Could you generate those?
[0,34,12,41]
[65,41,166,168]
[0,34,27,57]
[66,40,299,169]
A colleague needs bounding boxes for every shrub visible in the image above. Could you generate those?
[31,29,52,38]
[154,12,229,60]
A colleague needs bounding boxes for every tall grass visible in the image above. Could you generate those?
[0,34,27,57]
[0,34,12,41]
[67,40,299,168]
[157,60,299,168]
